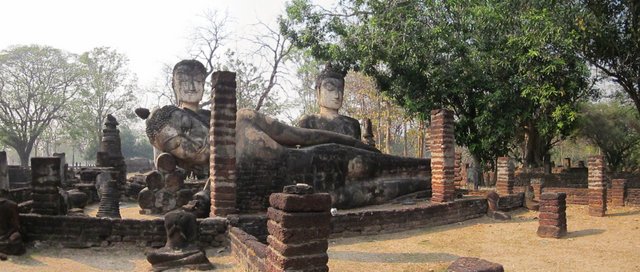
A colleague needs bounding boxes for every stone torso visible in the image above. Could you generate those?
[298,114,361,140]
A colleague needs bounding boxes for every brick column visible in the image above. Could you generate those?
[530,178,544,201]
[588,155,607,217]
[537,192,567,238]
[454,151,463,189]
[496,157,514,195]
[611,179,626,207]
[31,157,66,215]
[429,109,455,202]
[0,151,8,191]
[209,71,237,217]
[266,184,331,272]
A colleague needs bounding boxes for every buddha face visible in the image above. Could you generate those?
[173,65,206,105]
[318,77,344,110]
[152,109,209,164]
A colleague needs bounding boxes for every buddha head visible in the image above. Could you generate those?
[315,63,346,112]
[143,105,210,164]
[172,60,207,110]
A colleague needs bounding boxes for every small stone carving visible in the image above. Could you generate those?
[486,191,510,220]
[362,118,376,147]
[0,196,25,256]
[182,181,210,218]
[297,63,361,139]
[146,210,213,271]
[524,185,539,211]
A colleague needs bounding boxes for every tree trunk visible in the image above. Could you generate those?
[524,122,545,168]
[403,122,408,157]
[470,154,482,190]
[417,120,425,158]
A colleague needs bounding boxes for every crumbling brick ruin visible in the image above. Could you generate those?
[496,157,514,195]
[588,155,607,217]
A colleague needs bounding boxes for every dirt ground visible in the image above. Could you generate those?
[3,205,640,271]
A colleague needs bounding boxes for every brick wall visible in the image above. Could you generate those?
[542,188,589,205]
[330,198,491,238]
[19,214,227,248]
[229,227,267,272]
[627,188,640,206]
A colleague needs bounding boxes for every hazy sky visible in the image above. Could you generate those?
[0,0,295,86]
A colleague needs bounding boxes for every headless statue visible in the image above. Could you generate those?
[146,210,213,271]
[297,64,361,139]
[0,194,25,256]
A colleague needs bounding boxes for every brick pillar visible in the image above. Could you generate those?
[530,178,544,201]
[209,71,237,217]
[429,109,455,202]
[537,192,567,238]
[588,155,607,217]
[0,151,8,191]
[563,158,571,169]
[454,151,463,189]
[611,179,626,207]
[266,184,331,272]
[31,157,66,215]
[496,157,514,195]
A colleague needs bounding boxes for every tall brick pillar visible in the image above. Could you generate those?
[267,184,331,272]
[496,157,514,195]
[0,151,8,191]
[209,71,237,217]
[611,179,626,207]
[454,151,463,189]
[588,155,607,217]
[429,109,455,202]
[537,192,567,238]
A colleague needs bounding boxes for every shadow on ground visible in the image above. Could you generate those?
[607,209,640,217]
[329,250,459,263]
[564,229,606,238]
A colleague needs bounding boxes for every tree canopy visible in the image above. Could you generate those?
[282,0,591,167]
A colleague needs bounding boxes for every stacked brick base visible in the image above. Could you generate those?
[266,186,332,272]
[537,192,567,238]
[429,109,456,202]
[496,157,514,195]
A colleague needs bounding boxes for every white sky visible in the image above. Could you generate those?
[0,0,294,86]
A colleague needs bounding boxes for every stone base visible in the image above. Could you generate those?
[0,236,25,256]
[537,225,567,238]
[524,199,540,211]
[146,247,214,272]
[448,257,504,272]
[486,211,511,221]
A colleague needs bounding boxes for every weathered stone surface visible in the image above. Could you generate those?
[96,114,127,184]
[0,152,8,191]
[269,193,332,212]
[0,197,25,255]
[496,157,514,195]
[448,257,504,272]
[30,157,66,215]
[96,180,121,219]
[537,192,567,238]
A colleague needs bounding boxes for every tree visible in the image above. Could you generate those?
[579,101,640,171]
[0,45,85,166]
[120,126,154,159]
[74,47,137,159]
[578,0,640,115]
[282,0,590,172]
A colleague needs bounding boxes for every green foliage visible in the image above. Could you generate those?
[578,0,640,114]
[579,101,640,171]
[282,0,590,165]
[0,45,85,166]
[71,47,137,157]
[120,126,154,159]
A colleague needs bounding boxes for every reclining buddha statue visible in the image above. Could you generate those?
[137,60,430,212]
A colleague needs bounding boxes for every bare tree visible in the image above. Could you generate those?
[248,22,295,112]
[0,45,85,166]
[189,9,230,77]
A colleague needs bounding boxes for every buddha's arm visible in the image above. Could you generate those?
[240,109,379,152]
